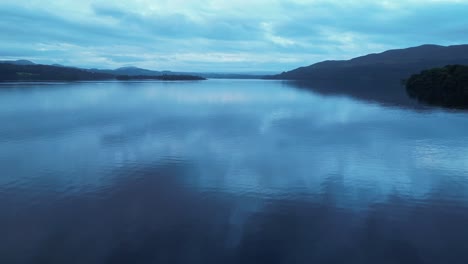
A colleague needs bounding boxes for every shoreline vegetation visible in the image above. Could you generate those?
[116,75,206,81]
[406,65,468,108]
[265,44,468,108]
[2,44,468,108]
[0,62,206,82]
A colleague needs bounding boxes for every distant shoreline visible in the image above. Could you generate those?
[0,63,207,82]
[406,65,468,108]
[0,61,267,81]
[115,74,206,81]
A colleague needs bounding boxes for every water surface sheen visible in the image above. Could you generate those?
[1,80,468,264]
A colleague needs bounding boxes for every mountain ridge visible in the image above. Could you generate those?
[273,44,468,80]
[0,60,36,66]
[0,63,205,82]
[0,60,270,79]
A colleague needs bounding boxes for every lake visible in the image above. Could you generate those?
[1,79,468,264]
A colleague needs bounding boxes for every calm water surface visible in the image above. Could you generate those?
[1,80,468,264]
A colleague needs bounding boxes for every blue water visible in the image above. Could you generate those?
[1,80,468,264]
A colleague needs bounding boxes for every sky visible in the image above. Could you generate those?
[1,0,468,72]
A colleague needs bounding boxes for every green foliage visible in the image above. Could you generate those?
[406,65,468,108]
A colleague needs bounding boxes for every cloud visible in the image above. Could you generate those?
[0,0,468,71]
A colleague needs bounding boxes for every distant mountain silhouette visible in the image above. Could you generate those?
[51,63,71,68]
[0,63,113,81]
[196,73,266,79]
[0,60,36,66]
[91,66,172,76]
[0,59,266,81]
[91,67,265,79]
[116,74,206,81]
[267,44,468,108]
[0,62,205,82]
[272,44,468,81]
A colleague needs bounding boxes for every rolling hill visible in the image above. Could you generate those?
[272,44,468,81]
[0,63,113,81]
[0,62,205,82]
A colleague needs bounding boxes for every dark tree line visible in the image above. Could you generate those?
[0,63,206,82]
[406,65,468,108]
[0,63,113,81]
[116,74,206,81]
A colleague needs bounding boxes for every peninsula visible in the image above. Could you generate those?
[0,61,205,82]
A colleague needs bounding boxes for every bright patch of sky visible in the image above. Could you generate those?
[1,0,467,72]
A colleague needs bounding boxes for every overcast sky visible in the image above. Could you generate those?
[1,0,468,72]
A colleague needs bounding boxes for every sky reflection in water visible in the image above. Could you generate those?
[1,80,468,263]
